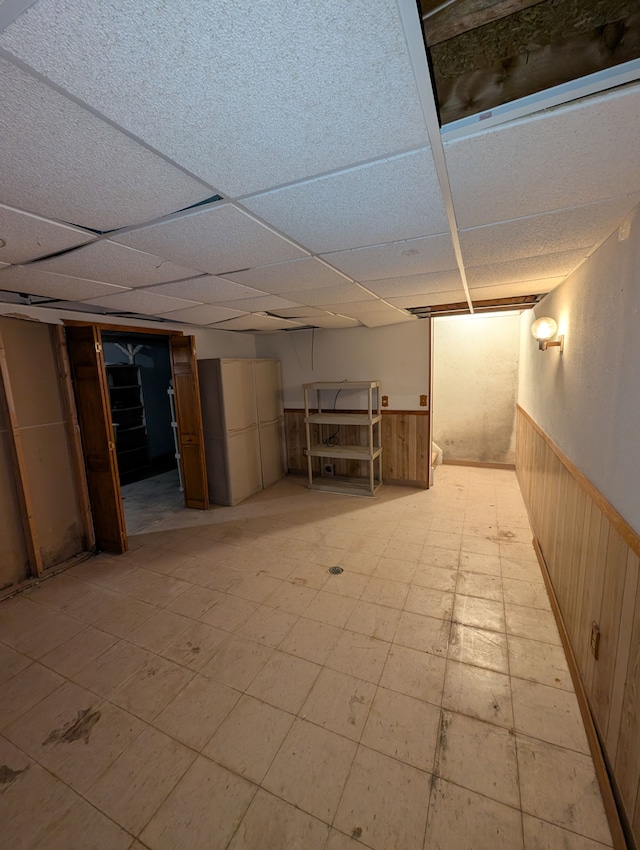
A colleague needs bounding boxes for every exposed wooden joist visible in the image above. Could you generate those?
[421,0,544,46]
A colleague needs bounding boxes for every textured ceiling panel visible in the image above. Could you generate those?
[365,270,463,298]
[243,150,448,254]
[469,279,564,298]
[210,314,303,331]
[321,233,456,281]
[0,0,427,195]
[318,300,393,315]
[0,205,94,264]
[0,58,208,231]
[144,276,266,304]
[81,290,200,314]
[386,290,468,308]
[157,305,247,325]
[268,306,332,318]
[446,85,640,228]
[359,311,415,327]
[0,265,127,300]
[223,258,349,294]
[466,249,588,288]
[34,240,203,287]
[307,315,361,328]
[217,295,301,312]
[460,195,640,267]
[114,205,307,275]
[277,284,377,307]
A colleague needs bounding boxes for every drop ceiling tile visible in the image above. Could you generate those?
[277,284,376,307]
[466,249,587,288]
[321,234,456,281]
[359,311,415,327]
[114,205,307,275]
[157,305,247,325]
[243,149,448,253]
[217,295,301,312]
[81,290,200,314]
[307,315,361,328]
[386,290,467,308]
[365,270,463,298]
[268,306,331,318]
[1,0,427,195]
[318,300,389,315]
[0,58,208,231]
[459,195,640,267]
[33,240,202,288]
[210,314,303,331]
[144,276,266,303]
[223,258,349,294]
[469,279,563,299]
[0,266,128,301]
[0,205,94,264]
[445,84,640,228]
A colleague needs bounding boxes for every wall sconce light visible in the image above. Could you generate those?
[531,317,564,352]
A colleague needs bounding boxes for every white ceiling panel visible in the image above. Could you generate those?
[0,58,208,231]
[365,270,463,298]
[144,276,266,304]
[210,314,303,331]
[34,240,202,288]
[217,295,301,313]
[0,265,127,300]
[157,305,247,325]
[269,306,332,318]
[115,205,307,275]
[386,290,467,308]
[446,84,640,229]
[0,0,427,196]
[81,290,200,314]
[460,195,640,268]
[307,315,361,328]
[223,258,349,294]
[359,311,415,328]
[466,249,588,288]
[469,279,564,299]
[321,234,456,281]
[0,205,94,264]
[243,149,448,254]
[277,284,377,307]
[318,300,392,315]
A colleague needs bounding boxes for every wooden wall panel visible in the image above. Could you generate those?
[0,383,30,589]
[284,409,430,486]
[516,406,640,849]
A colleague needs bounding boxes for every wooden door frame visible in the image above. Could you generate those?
[63,320,206,549]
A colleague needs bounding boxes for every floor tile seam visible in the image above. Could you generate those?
[504,628,563,647]
[439,700,515,734]
[128,612,195,655]
[0,675,68,736]
[506,667,574,693]
[511,720,592,758]
[519,811,614,847]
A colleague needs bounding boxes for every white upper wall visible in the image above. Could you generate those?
[0,301,256,359]
[518,204,640,532]
[434,312,520,464]
[255,321,429,410]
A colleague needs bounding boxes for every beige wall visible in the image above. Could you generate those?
[433,312,520,464]
[0,377,30,589]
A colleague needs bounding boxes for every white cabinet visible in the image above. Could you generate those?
[303,381,382,497]
[199,358,285,506]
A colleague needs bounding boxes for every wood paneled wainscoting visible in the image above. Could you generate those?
[284,409,430,487]
[516,405,640,849]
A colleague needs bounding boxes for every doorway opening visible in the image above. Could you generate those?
[102,331,185,534]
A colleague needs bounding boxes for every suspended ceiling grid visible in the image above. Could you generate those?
[0,0,638,332]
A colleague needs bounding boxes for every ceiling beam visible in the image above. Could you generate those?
[420,0,544,45]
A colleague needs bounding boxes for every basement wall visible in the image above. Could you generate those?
[516,204,640,846]
[433,312,520,464]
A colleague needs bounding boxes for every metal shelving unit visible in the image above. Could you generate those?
[303,381,382,496]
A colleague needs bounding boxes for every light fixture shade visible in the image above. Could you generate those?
[531,317,557,342]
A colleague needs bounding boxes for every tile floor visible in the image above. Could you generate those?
[0,467,613,849]
[121,470,184,535]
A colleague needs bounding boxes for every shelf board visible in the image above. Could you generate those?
[308,444,382,461]
[305,412,381,426]
[308,475,382,497]
[303,381,380,390]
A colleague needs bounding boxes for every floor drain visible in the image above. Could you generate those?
[328,566,344,575]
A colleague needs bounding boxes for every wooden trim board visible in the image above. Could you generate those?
[64,319,183,336]
[442,459,516,470]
